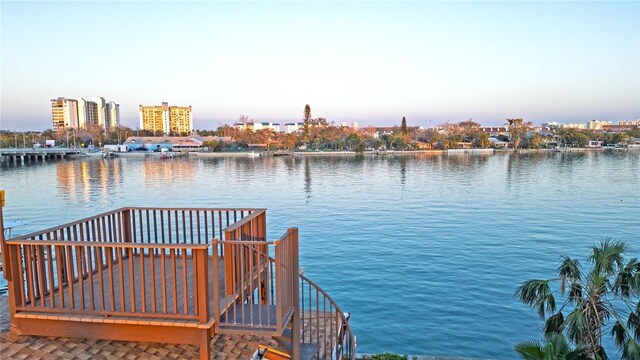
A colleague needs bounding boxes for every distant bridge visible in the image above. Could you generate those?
[0,148,86,164]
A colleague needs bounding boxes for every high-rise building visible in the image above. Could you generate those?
[77,98,99,128]
[50,97,79,130]
[139,102,192,134]
[169,106,193,134]
[52,96,117,130]
[139,102,169,134]
[106,101,120,129]
[92,97,107,128]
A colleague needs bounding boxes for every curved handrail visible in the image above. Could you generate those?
[298,272,356,360]
[266,253,356,359]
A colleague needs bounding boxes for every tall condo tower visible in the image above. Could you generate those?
[50,97,79,130]
[51,96,118,130]
[139,102,192,135]
[106,101,120,128]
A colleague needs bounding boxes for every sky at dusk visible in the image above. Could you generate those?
[1,1,639,131]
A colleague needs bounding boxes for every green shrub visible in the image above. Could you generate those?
[360,354,409,360]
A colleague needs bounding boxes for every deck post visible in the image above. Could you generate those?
[195,248,211,360]
[258,211,269,305]
[212,241,221,332]
[198,330,211,360]
[7,244,22,329]
[290,228,301,360]
[0,190,8,280]
[122,209,132,243]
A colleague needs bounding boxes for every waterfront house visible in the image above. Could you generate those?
[586,140,604,148]
[481,126,508,137]
[122,136,227,152]
[489,138,509,149]
[284,123,304,134]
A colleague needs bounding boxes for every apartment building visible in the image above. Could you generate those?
[51,96,119,130]
[560,123,587,130]
[51,97,79,130]
[139,102,192,135]
[77,98,99,128]
[587,120,612,130]
[284,122,304,133]
[106,101,120,129]
[234,121,282,132]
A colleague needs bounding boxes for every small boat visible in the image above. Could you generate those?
[101,151,119,158]
[248,151,260,157]
[273,150,292,157]
[160,148,173,159]
[376,149,387,155]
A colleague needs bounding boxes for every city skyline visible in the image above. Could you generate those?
[1,1,639,131]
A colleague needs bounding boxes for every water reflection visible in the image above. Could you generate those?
[304,157,312,199]
[141,158,196,187]
[56,159,123,204]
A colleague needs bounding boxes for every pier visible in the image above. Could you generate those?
[0,148,83,165]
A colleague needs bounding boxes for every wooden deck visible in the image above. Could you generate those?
[17,254,227,319]
[0,206,356,359]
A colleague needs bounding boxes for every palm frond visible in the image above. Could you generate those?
[590,238,626,277]
[585,271,608,298]
[596,346,610,360]
[568,282,583,304]
[564,307,589,345]
[544,312,565,336]
[546,332,571,357]
[621,338,640,360]
[516,279,556,318]
[629,305,640,342]
[514,340,544,360]
[559,256,582,291]
[565,347,587,360]
[612,320,629,347]
[613,257,640,298]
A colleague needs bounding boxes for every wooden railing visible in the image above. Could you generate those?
[6,207,262,249]
[5,239,210,321]
[274,228,298,332]
[2,207,264,325]
[0,206,356,359]
[211,227,298,335]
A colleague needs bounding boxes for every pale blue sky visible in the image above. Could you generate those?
[1,1,638,130]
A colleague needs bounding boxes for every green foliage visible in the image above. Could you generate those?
[515,239,640,359]
[359,354,409,360]
[515,333,585,360]
[401,117,408,135]
[303,104,311,142]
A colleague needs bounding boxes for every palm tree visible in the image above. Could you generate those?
[515,333,585,360]
[515,239,640,359]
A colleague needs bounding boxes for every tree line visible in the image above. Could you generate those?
[2,106,638,151]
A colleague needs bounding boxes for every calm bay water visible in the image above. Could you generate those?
[1,151,639,358]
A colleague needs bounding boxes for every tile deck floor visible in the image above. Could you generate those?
[0,295,278,360]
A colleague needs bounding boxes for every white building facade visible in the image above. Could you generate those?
[284,122,304,134]
[52,96,118,130]
[587,120,612,130]
[106,101,120,129]
[50,97,79,130]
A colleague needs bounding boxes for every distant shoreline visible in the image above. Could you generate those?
[110,147,628,158]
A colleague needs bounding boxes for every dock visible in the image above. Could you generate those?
[0,148,84,165]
